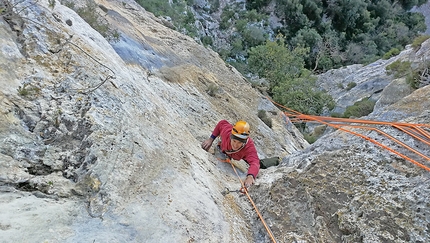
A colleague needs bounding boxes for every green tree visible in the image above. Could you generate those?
[313,29,345,71]
[248,36,308,89]
[209,0,220,13]
[398,0,427,10]
[272,72,335,115]
[219,7,235,29]
[248,36,334,115]
[246,0,271,10]
[402,12,426,34]
[291,27,322,68]
[242,26,267,48]
[235,19,248,33]
[367,0,397,22]
[242,9,266,22]
[302,0,322,25]
[275,0,311,33]
[327,0,370,38]
[230,36,245,58]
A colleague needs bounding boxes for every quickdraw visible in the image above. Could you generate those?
[221,186,247,196]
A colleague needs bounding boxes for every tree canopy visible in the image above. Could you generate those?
[248,36,335,115]
[267,0,427,70]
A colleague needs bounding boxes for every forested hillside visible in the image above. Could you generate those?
[136,0,429,118]
[137,0,427,70]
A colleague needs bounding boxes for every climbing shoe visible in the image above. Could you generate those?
[260,157,280,169]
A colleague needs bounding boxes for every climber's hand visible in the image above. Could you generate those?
[244,175,254,188]
[201,138,214,151]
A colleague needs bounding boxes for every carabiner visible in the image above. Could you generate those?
[239,187,247,194]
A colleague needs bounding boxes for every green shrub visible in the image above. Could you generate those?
[343,97,376,118]
[346,82,357,91]
[220,8,235,30]
[303,133,318,144]
[405,69,422,89]
[235,19,248,33]
[62,1,75,10]
[246,0,271,10]
[386,59,429,89]
[209,0,220,13]
[201,36,213,46]
[228,60,249,75]
[385,60,412,78]
[242,26,266,47]
[257,110,272,128]
[313,125,326,136]
[330,112,343,118]
[408,60,430,89]
[217,48,230,60]
[411,35,430,50]
[17,84,41,99]
[248,37,335,115]
[303,125,326,144]
[134,0,197,36]
[242,9,266,22]
[69,1,120,42]
[135,0,175,17]
[206,84,219,96]
[230,38,245,57]
[257,110,266,118]
[48,0,56,9]
[382,48,400,59]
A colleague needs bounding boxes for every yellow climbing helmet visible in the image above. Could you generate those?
[231,120,250,139]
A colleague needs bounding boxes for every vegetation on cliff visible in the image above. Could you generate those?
[135,0,427,117]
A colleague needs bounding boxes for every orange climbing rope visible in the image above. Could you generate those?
[228,161,277,243]
[267,97,430,172]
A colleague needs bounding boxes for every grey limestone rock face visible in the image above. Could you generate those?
[1,0,429,242]
[0,0,305,242]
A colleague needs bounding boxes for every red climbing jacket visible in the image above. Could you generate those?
[210,120,260,178]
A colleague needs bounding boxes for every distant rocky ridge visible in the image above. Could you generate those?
[0,0,429,242]
[317,35,430,116]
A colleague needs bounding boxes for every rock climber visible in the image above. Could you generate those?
[201,120,260,188]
